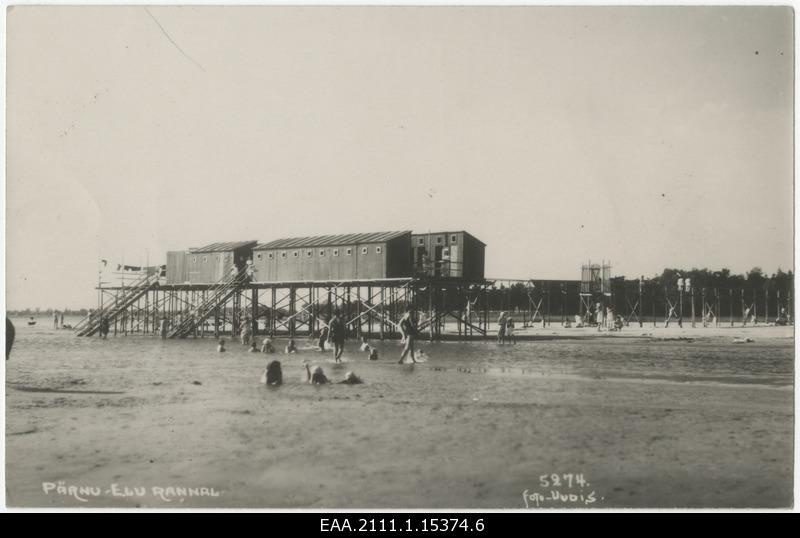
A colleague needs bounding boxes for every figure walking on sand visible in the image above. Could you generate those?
[328,311,346,362]
[399,307,419,364]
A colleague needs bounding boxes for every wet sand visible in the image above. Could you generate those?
[5,322,794,508]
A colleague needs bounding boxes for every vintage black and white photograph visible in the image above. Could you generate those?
[2,4,795,510]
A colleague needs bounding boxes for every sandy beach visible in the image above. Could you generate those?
[5,320,793,508]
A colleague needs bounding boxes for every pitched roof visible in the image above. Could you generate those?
[410,230,486,246]
[254,231,411,250]
[190,241,258,253]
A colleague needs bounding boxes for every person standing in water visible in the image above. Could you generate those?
[497,311,508,344]
[506,315,517,344]
[160,317,170,339]
[398,308,419,364]
[328,311,346,362]
[53,311,59,329]
[318,321,329,351]
[99,317,110,339]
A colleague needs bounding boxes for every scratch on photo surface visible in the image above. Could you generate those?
[144,7,205,72]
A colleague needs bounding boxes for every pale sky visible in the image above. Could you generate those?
[4,5,794,309]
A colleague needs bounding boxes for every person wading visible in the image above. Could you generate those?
[328,311,346,362]
[398,308,419,364]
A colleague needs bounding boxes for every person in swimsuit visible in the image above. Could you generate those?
[497,312,508,344]
[306,364,330,385]
[264,360,283,386]
[506,315,517,344]
[399,308,419,364]
[261,336,275,353]
[328,312,346,362]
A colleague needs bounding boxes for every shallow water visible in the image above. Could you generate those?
[7,317,793,399]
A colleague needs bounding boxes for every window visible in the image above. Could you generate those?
[293,251,299,258]
[268,252,274,259]
[451,235,457,243]
[256,253,262,261]
[280,252,287,259]
[418,238,424,245]
[192,256,197,263]
[319,250,325,257]
[306,250,313,258]
[436,236,443,244]
[346,248,352,256]
[333,249,339,257]
[361,247,368,255]
[202,256,208,263]
[376,246,382,254]
[215,255,220,261]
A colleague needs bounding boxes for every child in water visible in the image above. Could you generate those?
[285,339,297,354]
[369,347,379,361]
[261,337,275,354]
[263,360,282,386]
[248,341,258,352]
[317,326,329,351]
[338,371,363,385]
[305,363,363,385]
[217,339,226,353]
[306,364,329,385]
[360,337,371,352]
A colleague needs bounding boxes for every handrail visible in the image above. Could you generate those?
[168,271,249,338]
[75,273,159,336]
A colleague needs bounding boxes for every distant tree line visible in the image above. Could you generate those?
[482,267,794,320]
[8,308,91,317]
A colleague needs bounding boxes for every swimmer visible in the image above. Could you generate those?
[248,341,258,352]
[264,360,282,386]
[305,364,330,385]
[369,347,379,361]
[261,337,275,354]
[337,371,363,385]
[360,337,371,352]
[285,339,297,354]
[217,339,226,353]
